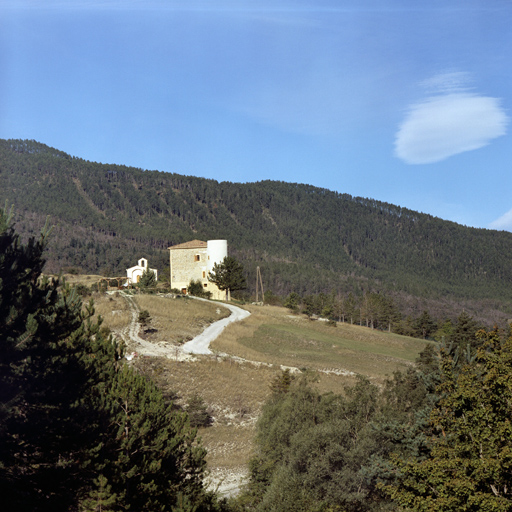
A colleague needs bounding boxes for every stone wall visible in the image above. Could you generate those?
[170,247,224,299]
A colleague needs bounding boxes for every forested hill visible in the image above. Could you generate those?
[1,138,512,303]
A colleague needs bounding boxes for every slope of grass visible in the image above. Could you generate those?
[78,290,431,478]
[211,305,430,380]
[133,294,230,344]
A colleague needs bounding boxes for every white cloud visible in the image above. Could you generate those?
[419,71,472,94]
[395,73,508,165]
[489,209,512,232]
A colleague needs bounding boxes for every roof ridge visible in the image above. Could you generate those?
[168,239,207,250]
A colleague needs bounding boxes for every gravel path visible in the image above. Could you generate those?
[117,292,251,496]
[181,297,251,355]
[118,292,250,359]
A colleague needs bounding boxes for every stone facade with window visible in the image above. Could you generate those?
[168,239,227,300]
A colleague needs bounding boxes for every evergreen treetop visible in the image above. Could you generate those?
[208,256,247,301]
[0,205,222,512]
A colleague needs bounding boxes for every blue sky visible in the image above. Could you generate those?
[2,0,512,230]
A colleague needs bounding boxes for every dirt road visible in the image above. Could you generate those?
[119,292,250,359]
[181,297,251,355]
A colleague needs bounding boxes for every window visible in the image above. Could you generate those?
[194,254,200,262]
[204,283,208,288]
[202,271,206,278]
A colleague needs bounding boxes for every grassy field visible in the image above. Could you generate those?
[86,290,230,345]
[132,294,230,344]
[211,304,430,380]
[67,285,431,478]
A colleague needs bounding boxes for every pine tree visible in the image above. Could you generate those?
[414,310,436,339]
[383,328,512,511]
[186,394,212,428]
[450,310,480,352]
[283,292,301,312]
[138,309,152,328]
[139,268,157,289]
[79,475,119,512]
[269,369,294,395]
[0,205,123,510]
[98,366,208,510]
[344,292,358,324]
[208,256,246,301]
[0,205,215,512]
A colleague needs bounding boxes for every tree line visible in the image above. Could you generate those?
[233,327,512,511]
[0,205,228,511]
[280,289,488,344]
[2,138,512,315]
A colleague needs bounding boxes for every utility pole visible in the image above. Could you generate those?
[255,266,264,303]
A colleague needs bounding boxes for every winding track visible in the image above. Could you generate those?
[119,292,355,377]
[181,297,251,354]
[119,292,250,358]
[117,292,354,496]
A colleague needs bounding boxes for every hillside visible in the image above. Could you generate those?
[86,287,430,495]
[2,138,512,315]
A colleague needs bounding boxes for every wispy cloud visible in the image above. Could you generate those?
[395,72,508,164]
[419,71,473,94]
[489,209,512,232]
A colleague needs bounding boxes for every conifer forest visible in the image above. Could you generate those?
[2,140,512,510]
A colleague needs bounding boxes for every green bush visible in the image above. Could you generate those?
[187,279,212,299]
[138,310,151,327]
[185,394,212,428]
[74,283,90,297]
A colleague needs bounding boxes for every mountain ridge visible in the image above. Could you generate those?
[1,138,511,312]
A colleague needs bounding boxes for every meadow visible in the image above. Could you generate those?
[69,283,431,481]
[211,304,429,380]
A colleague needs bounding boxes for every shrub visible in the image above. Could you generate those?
[187,279,212,299]
[284,292,301,311]
[185,394,212,428]
[74,284,90,297]
[138,310,151,327]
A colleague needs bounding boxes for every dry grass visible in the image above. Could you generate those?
[61,273,104,286]
[90,292,132,331]
[132,295,230,343]
[134,356,280,469]
[134,353,362,469]
[136,356,274,419]
[71,281,432,475]
[200,425,255,468]
[315,372,360,395]
[211,304,429,383]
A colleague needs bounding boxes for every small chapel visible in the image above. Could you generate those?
[126,258,158,285]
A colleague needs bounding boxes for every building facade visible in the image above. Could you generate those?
[168,239,227,300]
[126,258,158,284]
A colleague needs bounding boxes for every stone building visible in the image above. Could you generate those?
[168,239,227,300]
[126,258,158,285]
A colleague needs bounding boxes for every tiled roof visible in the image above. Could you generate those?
[168,239,207,250]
